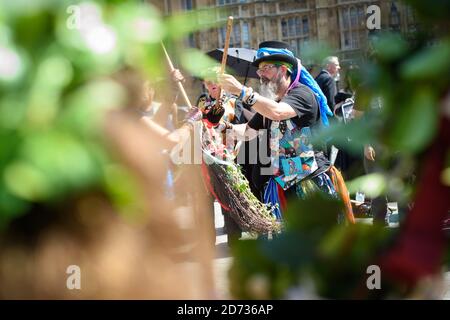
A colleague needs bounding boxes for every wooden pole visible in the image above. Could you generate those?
[218,16,234,114]
[161,42,193,109]
[220,16,234,74]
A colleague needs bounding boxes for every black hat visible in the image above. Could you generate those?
[252,41,298,67]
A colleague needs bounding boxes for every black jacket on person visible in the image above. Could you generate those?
[315,70,336,112]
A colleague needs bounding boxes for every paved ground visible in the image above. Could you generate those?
[212,201,233,299]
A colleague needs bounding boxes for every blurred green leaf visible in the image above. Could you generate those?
[400,39,450,82]
[347,173,387,198]
[313,117,374,155]
[36,54,73,89]
[103,164,146,222]
[60,79,126,137]
[0,187,29,227]
[404,0,450,23]
[229,239,274,299]
[0,0,63,17]
[283,192,342,236]
[3,160,52,201]
[261,233,314,270]
[314,224,392,298]
[0,96,27,129]
[165,9,220,41]
[14,130,101,200]
[55,3,122,75]
[112,2,165,44]
[180,48,220,78]
[301,41,332,66]
[387,87,438,153]
[372,33,409,62]
[24,54,74,128]
[0,44,27,85]
[7,9,54,53]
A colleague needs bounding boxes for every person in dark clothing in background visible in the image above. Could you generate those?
[316,56,361,180]
[315,56,341,113]
[316,56,340,160]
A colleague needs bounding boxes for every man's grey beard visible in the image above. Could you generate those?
[260,81,278,100]
[259,70,283,101]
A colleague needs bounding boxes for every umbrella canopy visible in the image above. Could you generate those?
[206,47,258,80]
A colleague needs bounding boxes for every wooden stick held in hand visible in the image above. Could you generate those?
[217,16,234,117]
[161,42,193,109]
[220,16,234,74]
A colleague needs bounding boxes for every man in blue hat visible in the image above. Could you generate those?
[217,41,343,219]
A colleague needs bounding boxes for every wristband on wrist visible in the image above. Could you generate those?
[246,91,259,106]
[216,122,233,132]
[242,86,253,104]
[239,86,246,100]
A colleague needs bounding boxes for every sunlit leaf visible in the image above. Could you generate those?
[4,161,52,201]
[346,173,387,198]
